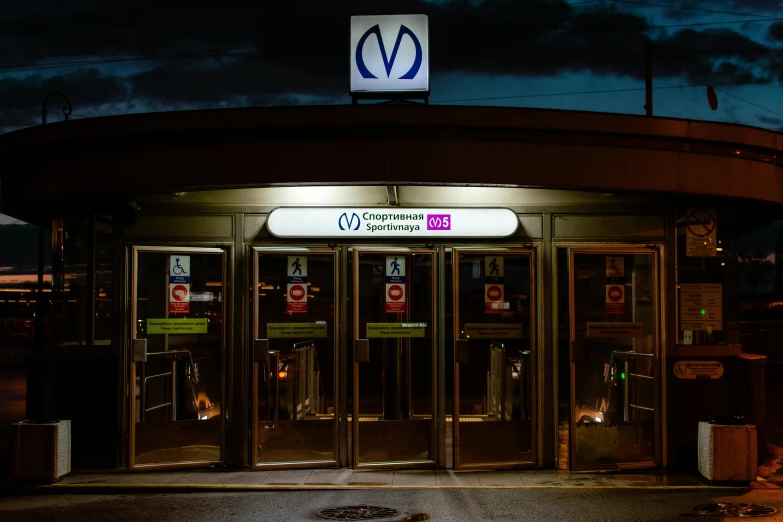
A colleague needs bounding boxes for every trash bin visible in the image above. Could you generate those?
[698,415,757,483]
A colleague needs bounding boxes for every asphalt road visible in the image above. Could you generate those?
[1,488,783,521]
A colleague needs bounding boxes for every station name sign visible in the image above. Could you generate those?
[266,208,519,238]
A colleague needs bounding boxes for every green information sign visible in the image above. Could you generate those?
[366,322,427,338]
[147,318,208,334]
[464,323,523,339]
[267,323,328,338]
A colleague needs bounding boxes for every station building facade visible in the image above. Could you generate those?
[0,105,778,472]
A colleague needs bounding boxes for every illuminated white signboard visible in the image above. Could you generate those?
[350,14,429,93]
[266,208,519,238]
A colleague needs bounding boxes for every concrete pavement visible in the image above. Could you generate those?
[2,487,783,521]
[6,468,781,493]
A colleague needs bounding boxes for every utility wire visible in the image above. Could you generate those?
[0,45,257,70]
[430,78,778,104]
[0,103,90,119]
[539,16,783,37]
[655,61,783,120]
[608,0,780,19]
[0,8,782,75]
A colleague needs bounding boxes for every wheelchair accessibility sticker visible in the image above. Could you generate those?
[170,255,191,284]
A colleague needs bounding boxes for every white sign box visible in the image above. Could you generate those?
[266,208,519,238]
[351,14,429,92]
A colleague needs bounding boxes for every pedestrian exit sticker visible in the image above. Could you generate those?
[287,256,308,313]
[385,256,406,313]
[485,256,505,314]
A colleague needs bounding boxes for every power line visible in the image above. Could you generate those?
[430,78,778,104]
[609,0,780,19]
[656,61,783,120]
[0,103,90,119]
[0,6,781,75]
[539,15,783,37]
[0,45,257,70]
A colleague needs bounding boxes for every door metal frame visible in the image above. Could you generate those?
[563,243,664,471]
[129,245,227,471]
[452,248,538,470]
[251,247,340,469]
[352,247,438,469]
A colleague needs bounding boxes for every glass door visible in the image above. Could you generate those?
[130,247,225,469]
[352,249,436,468]
[453,249,536,469]
[568,247,661,470]
[253,248,338,467]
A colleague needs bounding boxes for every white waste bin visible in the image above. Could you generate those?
[12,420,71,481]
[698,421,757,482]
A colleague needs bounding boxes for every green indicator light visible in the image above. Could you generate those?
[620,372,626,379]
[700,309,706,316]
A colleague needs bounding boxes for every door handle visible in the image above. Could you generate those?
[355,339,369,363]
[456,339,470,364]
[254,339,270,364]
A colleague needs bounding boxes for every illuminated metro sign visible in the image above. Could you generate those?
[350,14,429,93]
[266,208,519,238]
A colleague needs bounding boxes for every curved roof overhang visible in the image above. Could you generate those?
[1,105,782,223]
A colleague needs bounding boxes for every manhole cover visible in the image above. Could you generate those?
[316,505,399,520]
[692,503,777,517]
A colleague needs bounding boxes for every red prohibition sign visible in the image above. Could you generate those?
[289,284,306,301]
[607,285,623,302]
[388,284,404,301]
[686,209,716,238]
[487,285,503,301]
[171,284,188,301]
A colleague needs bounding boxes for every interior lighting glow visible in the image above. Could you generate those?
[278,371,287,379]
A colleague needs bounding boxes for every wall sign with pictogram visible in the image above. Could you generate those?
[169,283,190,314]
[385,256,406,313]
[169,255,191,314]
[287,255,308,313]
[685,208,717,257]
[605,284,625,314]
[485,255,505,314]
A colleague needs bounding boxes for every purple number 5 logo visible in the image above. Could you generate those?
[427,214,451,230]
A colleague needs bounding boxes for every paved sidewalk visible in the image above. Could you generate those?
[6,468,778,492]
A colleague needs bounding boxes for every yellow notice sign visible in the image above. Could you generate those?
[464,323,523,339]
[366,322,427,338]
[673,360,724,380]
[587,322,644,338]
[147,318,207,334]
[267,323,328,338]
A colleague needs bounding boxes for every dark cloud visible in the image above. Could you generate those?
[0,0,779,132]
[757,114,782,125]
[770,21,783,42]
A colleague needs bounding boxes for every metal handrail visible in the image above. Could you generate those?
[144,372,171,383]
[141,349,198,421]
[605,350,656,422]
[145,402,172,413]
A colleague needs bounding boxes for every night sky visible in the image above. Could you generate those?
[1,0,783,224]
